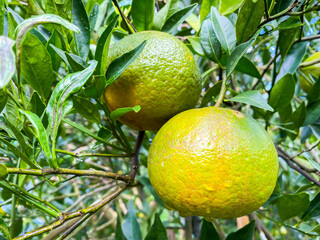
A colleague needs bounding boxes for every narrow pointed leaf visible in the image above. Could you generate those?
[105,41,146,86]
[229,90,274,112]
[211,7,236,55]
[219,0,244,15]
[110,106,141,120]
[115,215,127,240]
[122,201,142,240]
[226,33,258,79]
[0,216,11,240]
[47,61,97,141]
[95,15,118,75]
[226,220,255,240]
[302,191,320,221]
[145,213,168,240]
[200,220,221,240]
[19,109,54,167]
[72,0,90,59]
[0,36,15,89]
[161,3,197,33]
[200,19,221,64]
[131,0,155,31]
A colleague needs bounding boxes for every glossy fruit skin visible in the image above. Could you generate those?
[148,107,279,219]
[104,31,201,131]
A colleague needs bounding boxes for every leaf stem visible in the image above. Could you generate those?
[214,76,228,107]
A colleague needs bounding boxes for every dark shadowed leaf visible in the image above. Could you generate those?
[278,28,299,60]
[0,36,15,89]
[161,3,197,33]
[302,189,320,221]
[271,0,294,14]
[110,106,141,120]
[200,220,220,240]
[72,0,90,60]
[200,81,222,107]
[235,57,261,78]
[137,176,165,207]
[131,0,155,31]
[229,90,274,111]
[211,7,236,55]
[200,19,221,64]
[153,0,179,30]
[72,96,101,123]
[273,193,310,221]
[145,213,168,240]
[304,100,320,126]
[21,32,55,100]
[46,30,62,72]
[307,77,320,103]
[0,90,7,113]
[115,215,127,240]
[95,15,119,75]
[122,201,142,240]
[105,41,146,86]
[236,0,264,43]
[269,74,295,111]
[47,61,97,141]
[66,52,86,72]
[226,220,255,240]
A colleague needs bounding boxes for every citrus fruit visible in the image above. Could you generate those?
[104,31,202,131]
[148,107,279,219]
[299,52,320,93]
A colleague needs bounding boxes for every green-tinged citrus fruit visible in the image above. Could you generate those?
[299,52,320,93]
[0,163,8,180]
[148,107,279,219]
[104,31,201,131]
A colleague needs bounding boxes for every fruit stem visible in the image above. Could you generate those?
[129,131,145,182]
[214,76,228,107]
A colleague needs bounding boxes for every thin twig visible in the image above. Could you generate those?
[111,0,137,33]
[7,167,131,182]
[299,58,320,68]
[250,213,275,240]
[55,149,132,158]
[129,131,145,181]
[294,34,320,43]
[214,77,228,107]
[291,139,320,159]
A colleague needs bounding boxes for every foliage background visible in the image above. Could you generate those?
[0,0,320,239]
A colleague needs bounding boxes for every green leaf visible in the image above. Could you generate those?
[72,96,101,123]
[145,213,168,240]
[229,90,274,112]
[276,42,307,81]
[200,220,220,240]
[276,17,304,30]
[122,201,142,240]
[21,32,55,100]
[226,33,258,79]
[226,220,255,240]
[46,30,62,72]
[219,0,244,15]
[137,176,165,208]
[0,89,7,114]
[302,191,320,221]
[211,7,236,55]
[0,216,10,240]
[115,215,127,240]
[65,52,86,72]
[200,19,221,64]
[110,106,141,121]
[27,92,46,117]
[200,0,219,22]
[85,75,106,98]
[271,0,294,14]
[72,0,90,60]
[19,109,54,167]
[236,0,265,43]
[269,74,295,111]
[131,0,155,31]
[187,36,205,56]
[307,77,320,103]
[95,15,119,75]
[153,0,176,30]
[273,192,310,221]
[234,57,261,78]
[200,81,222,107]
[161,3,197,33]
[105,41,146,86]
[14,13,80,38]
[278,28,299,60]
[0,36,15,89]
[88,4,99,36]
[47,61,97,141]
[304,100,320,126]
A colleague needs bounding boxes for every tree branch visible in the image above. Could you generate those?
[129,131,145,181]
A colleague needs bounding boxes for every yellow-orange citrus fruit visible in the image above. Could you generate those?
[299,52,320,93]
[148,107,279,219]
[104,31,201,131]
